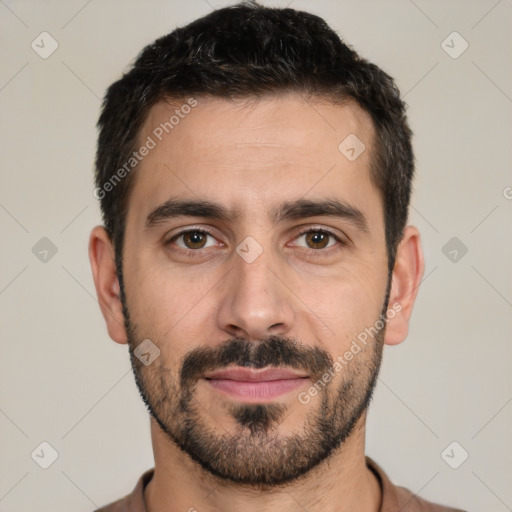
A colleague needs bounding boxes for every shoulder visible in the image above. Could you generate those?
[92,495,129,512]
[394,484,467,512]
[366,456,467,512]
[91,497,126,512]
[91,467,154,512]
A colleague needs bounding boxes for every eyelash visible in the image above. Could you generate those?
[166,226,346,255]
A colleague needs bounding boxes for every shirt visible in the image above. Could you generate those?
[93,456,466,512]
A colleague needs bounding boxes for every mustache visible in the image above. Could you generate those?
[180,335,334,386]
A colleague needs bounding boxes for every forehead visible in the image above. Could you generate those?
[127,94,380,226]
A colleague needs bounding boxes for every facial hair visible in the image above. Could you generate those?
[120,279,387,487]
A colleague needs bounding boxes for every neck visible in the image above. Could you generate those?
[144,413,382,512]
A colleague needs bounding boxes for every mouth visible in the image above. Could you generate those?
[203,367,310,402]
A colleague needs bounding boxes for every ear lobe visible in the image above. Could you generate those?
[88,226,128,344]
[383,225,425,347]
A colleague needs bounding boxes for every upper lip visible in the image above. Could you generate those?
[204,367,309,381]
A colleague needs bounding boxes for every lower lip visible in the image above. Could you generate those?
[205,378,308,402]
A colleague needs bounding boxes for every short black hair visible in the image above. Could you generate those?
[95,0,414,278]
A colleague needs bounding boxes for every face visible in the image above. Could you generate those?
[118,94,391,486]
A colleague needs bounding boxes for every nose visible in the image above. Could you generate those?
[216,250,295,341]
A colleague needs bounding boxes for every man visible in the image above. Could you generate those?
[89,2,466,511]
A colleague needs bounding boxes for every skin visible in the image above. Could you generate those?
[89,93,424,512]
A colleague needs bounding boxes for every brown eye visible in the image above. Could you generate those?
[182,231,207,249]
[170,229,217,250]
[305,231,331,249]
[295,229,339,250]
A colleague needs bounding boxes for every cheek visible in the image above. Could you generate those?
[292,265,386,342]
[123,259,215,352]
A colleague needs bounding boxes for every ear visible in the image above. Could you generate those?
[88,225,128,344]
[384,225,425,346]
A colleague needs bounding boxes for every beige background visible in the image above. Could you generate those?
[1,1,511,511]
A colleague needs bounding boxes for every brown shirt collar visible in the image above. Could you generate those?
[95,456,465,512]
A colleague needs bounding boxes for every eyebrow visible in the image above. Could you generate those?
[145,197,370,233]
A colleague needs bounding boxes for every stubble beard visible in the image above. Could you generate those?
[126,327,384,487]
